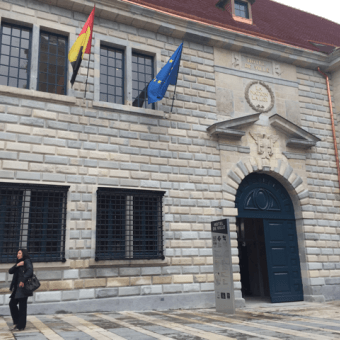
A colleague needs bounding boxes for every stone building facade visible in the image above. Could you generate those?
[0,0,339,314]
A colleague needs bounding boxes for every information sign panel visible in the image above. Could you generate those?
[211,219,235,314]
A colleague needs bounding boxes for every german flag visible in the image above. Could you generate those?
[68,7,95,86]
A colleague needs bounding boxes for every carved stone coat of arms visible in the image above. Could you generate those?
[250,132,279,160]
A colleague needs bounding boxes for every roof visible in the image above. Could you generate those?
[125,0,340,53]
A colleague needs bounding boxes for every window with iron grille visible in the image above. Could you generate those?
[38,31,68,95]
[0,183,69,263]
[132,52,154,109]
[0,22,31,89]
[100,45,124,104]
[96,188,164,261]
[235,1,249,18]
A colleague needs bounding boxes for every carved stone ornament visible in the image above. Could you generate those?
[245,81,275,113]
[250,132,279,160]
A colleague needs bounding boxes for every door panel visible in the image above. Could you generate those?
[263,219,303,303]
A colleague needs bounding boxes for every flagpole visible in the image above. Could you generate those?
[84,57,91,99]
[170,42,183,113]
[84,3,95,100]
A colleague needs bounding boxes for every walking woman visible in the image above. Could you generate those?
[8,249,33,331]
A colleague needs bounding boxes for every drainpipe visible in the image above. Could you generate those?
[317,67,340,192]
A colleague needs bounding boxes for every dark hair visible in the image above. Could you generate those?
[17,249,30,262]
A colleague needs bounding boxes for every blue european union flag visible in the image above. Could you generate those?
[147,43,183,104]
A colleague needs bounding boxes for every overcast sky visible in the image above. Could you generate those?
[273,0,340,24]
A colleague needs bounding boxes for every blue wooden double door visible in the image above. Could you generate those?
[236,173,303,303]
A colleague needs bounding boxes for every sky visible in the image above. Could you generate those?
[273,0,340,25]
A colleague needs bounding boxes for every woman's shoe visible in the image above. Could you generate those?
[10,325,18,331]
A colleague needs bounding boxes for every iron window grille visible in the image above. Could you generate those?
[0,183,69,263]
[0,22,31,89]
[132,52,154,109]
[96,188,165,261]
[100,45,124,104]
[38,31,68,95]
[235,1,249,18]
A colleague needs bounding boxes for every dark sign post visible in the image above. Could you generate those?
[211,219,235,314]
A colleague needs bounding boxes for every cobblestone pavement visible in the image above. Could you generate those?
[1,301,340,339]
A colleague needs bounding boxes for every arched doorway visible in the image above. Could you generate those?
[235,173,304,303]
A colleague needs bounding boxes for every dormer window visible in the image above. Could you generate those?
[216,0,254,24]
[232,0,253,24]
[235,1,249,19]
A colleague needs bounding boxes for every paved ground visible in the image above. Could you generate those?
[1,301,340,339]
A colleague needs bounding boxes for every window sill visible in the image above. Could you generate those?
[92,101,166,119]
[232,15,253,24]
[0,85,77,105]
[89,257,170,268]
[0,260,72,271]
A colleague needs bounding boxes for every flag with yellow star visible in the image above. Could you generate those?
[147,42,183,104]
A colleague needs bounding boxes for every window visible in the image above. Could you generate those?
[38,31,68,95]
[132,52,154,109]
[0,23,31,89]
[100,45,124,104]
[235,1,249,18]
[0,183,69,263]
[96,188,164,261]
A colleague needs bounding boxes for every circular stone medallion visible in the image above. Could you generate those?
[245,81,275,113]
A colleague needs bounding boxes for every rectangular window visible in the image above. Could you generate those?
[235,1,249,18]
[132,52,154,109]
[0,183,69,263]
[100,45,124,105]
[0,23,31,89]
[38,31,68,95]
[96,189,164,261]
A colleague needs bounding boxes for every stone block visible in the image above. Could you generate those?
[17,172,41,181]
[63,270,79,279]
[131,277,152,286]
[84,278,106,288]
[200,283,215,291]
[141,267,162,275]
[141,285,163,295]
[173,275,193,284]
[153,276,172,284]
[0,273,6,282]
[36,271,62,280]
[35,291,62,303]
[107,277,130,287]
[62,290,79,301]
[118,286,141,296]
[95,288,118,298]
[79,289,95,299]
[183,283,200,292]
[162,266,182,275]
[163,284,182,293]
[310,278,325,286]
[49,280,73,290]
[79,269,96,278]
[119,268,140,276]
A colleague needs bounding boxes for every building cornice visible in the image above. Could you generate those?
[36,0,338,70]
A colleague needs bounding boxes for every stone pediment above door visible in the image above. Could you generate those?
[207,113,261,139]
[207,113,321,149]
[268,114,321,148]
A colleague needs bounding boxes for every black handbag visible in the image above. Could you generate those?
[24,274,41,294]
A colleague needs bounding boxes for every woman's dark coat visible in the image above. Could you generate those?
[9,259,33,299]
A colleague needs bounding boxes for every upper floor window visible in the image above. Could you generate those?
[235,0,249,18]
[96,188,164,261]
[100,45,124,104]
[0,23,31,89]
[38,31,68,95]
[132,52,154,109]
[0,183,69,263]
